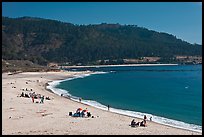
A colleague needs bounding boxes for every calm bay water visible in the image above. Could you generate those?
[54,65,202,131]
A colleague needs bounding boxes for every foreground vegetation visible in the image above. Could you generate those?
[2,59,59,73]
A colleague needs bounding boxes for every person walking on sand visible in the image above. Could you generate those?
[108,105,110,111]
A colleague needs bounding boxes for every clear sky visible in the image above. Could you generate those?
[2,2,202,44]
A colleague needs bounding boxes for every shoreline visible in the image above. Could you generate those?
[2,71,201,135]
[46,71,202,133]
[59,63,178,69]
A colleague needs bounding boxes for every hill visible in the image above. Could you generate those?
[2,16,202,66]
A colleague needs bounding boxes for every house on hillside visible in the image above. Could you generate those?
[47,63,58,68]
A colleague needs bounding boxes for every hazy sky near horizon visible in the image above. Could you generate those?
[2,2,202,44]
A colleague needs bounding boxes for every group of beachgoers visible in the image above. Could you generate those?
[11,79,50,104]
[69,108,93,118]
[130,115,151,127]
[19,91,50,104]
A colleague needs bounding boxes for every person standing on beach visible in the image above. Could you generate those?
[144,115,147,125]
[40,96,44,103]
[150,116,152,121]
[108,105,110,111]
[32,95,34,103]
[144,115,147,120]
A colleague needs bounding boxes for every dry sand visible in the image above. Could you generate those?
[2,71,202,135]
[60,63,178,69]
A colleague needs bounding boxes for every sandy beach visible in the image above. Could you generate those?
[60,63,178,69]
[2,71,201,135]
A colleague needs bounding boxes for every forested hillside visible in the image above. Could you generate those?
[2,16,202,65]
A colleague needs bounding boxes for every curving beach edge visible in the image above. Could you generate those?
[2,70,202,135]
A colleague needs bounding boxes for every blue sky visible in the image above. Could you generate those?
[2,2,202,44]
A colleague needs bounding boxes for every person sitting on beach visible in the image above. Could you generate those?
[29,92,35,98]
[72,113,77,117]
[140,120,147,127]
[25,93,29,98]
[130,119,136,127]
[34,94,37,99]
[75,109,81,117]
[78,111,81,117]
[81,111,85,117]
[46,96,50,100]
[37,94,41,99]
[20,92,24,97]
[87,112,91,117]
[69,112,73,116]
[136,122,140,126]
[73,112,81,117]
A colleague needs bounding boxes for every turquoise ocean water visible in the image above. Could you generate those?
[48,65,202,132]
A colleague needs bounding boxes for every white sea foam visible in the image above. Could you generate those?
[46,79,70,96]
[110,108,202,133]
[46,71,202,133]
[80,99,202,133]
